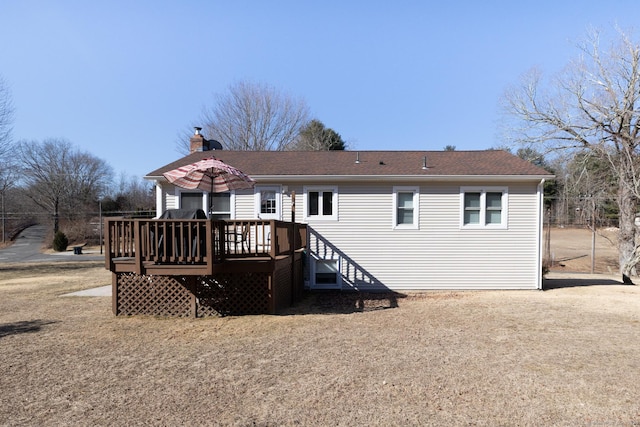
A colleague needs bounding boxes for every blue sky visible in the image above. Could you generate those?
[0,1,637,179]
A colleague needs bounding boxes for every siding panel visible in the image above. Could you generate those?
[162,180,543,290]
[304,182,541,290]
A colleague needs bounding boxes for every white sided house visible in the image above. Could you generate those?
[146,139,553,292]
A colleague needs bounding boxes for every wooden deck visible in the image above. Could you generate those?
[105,218,307,275]
[104,218,307,316]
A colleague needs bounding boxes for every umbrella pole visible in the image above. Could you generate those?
[209,172,214,217]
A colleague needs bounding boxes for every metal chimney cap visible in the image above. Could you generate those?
[194,127,202,135]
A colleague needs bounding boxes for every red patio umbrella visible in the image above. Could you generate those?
[163,157,255,212]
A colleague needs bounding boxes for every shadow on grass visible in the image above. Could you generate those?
[0,320,58,339]
[282,291,407,315]
[543,277,625,290]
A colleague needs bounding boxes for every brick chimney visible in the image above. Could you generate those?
[189,127,210,153]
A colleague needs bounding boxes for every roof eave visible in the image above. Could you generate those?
[249,174,555,183]
[145,174,555,183]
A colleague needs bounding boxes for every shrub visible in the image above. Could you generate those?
[52,231,69,252]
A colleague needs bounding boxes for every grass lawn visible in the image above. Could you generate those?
[1,260,640,425]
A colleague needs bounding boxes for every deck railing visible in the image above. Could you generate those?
[105,218,307,273]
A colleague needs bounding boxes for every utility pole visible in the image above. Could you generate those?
[1,190,4,243]
[589,195,596,274]
[99,199,103,255]
[545,208,551,267]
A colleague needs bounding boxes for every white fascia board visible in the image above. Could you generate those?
[146,173,555,184]
[251,174,555,183]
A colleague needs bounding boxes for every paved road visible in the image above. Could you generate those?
[0,225,105,263]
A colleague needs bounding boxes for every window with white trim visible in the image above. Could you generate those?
[310,256,342,289]
[304,186,338,220]
[315,259,339,285]
[393,186,419,229]
[180,192,204,211]
[254,186,281,219]
[460,187,508,228]
[179,191,233,219]
[209,192,232,219]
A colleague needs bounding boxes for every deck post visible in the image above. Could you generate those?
[205,220,214,275]
[290,222,296,305]
[270,220,277,258]
[134,220,143,275]
[268,273,275,314]
[104,220,112,270]
[111,272,118,315]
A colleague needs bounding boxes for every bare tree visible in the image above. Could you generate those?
[0,75,13,160]
[0,76,15,242]
[102,172,155,213]
[502,27,640,282]
[289,119,346,151]
[20,138,113,233]
[179,81,310,153]
[0,159,17,242]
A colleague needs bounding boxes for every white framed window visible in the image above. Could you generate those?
[179,192,204,211]
[178,190,234,219]
[460,187,508,229]
[310,257,342,290]
[208,192,232,219]
[393,186,419,229]
[254,186,282,220]
[304,186,338,221]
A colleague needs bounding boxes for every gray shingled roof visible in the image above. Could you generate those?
[146,150,553,179]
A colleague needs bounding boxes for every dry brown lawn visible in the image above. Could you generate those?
[2,230,640,425]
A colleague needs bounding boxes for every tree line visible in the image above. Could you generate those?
[0,136,155,245]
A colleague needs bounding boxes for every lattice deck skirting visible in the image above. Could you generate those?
[192,273,271,316]
[115,273,193,317]
[112,257,304,317]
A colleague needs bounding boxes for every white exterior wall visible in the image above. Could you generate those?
[234,188,256,218]
[157,180,543,290]
[162,184,178,213]
[300,181,542,291]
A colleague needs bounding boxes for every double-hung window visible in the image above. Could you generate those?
[304,186,338,220]
[209,192,232,219]
[179,191,233,219]
[180,192,204,211]
[393,186,419,229]
[254,186,281,219]
[460,187,508,228]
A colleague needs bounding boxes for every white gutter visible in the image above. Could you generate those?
[251,174,554,182]
[145,174,555,183]
[155,182,163,219]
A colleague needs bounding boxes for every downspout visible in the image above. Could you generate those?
[155,182,163,219]
[536,179,545,290]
